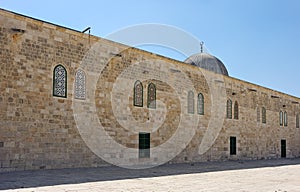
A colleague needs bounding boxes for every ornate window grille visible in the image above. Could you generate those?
[227,99,232,119]
[53,65,67,98]
[197,93,204,115]
[147,83,156,109]
[234,101,239,120]
[74,69,86,100]
[134,80,143,107]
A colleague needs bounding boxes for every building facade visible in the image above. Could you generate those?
[0,9,299,171]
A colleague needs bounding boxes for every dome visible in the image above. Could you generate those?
[184,52,229,76]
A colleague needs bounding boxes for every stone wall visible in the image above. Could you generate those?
[0,9,299,172]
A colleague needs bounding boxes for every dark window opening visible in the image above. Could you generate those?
[230,136,237,155]
[139,132,150,158]
[281,140,286,158]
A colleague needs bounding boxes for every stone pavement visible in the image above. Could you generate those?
[0,158,299,192]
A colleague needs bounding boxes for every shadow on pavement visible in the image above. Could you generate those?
[0,158,299,190]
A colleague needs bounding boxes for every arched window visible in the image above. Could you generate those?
[262,107,266,124]
[53,64,67,98]
[197,93,204,115]
[279,111,283,126]
[134,80,143,107]
[74,69,86,100]
[296,114,299,128]
[226,99,232,119]
[284,111,288,126]
[257,107,260,122]
[234,101,239,120]
[147,83,156,109]
[188,91,194,114]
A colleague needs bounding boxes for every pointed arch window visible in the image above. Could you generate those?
[262,107,266,124]
[279,111,283,126]
[257,107,260,122]
[74,69,86,100]
[234,101,239,120]
[197,93,204,115]
[147,83,156,109]
[188,91,194,114]
[284,111,288,126]
[296,114,299,128]
[134,80,143,107]
[226,99,232,119]
[53,64,67,98]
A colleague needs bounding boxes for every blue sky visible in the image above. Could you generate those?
[1,0,300,96]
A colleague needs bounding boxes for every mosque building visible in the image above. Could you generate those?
[0,8,299,171]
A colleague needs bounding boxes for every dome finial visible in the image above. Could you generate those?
[200,41,204,53]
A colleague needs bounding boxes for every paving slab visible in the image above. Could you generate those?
[0,158,299,192]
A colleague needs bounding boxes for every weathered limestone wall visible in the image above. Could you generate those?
[0,9,109,171]
[0,9,299,172]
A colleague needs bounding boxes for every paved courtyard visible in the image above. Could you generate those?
[0,158,299,192]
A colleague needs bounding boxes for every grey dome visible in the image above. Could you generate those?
[184,53,229,76]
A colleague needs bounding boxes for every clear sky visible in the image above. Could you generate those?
[1,0,300,97]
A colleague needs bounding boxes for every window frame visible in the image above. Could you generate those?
[279,111,283,126]
[257,107,260,122]
[234,101,239,120]
[74,69,86,100]
[147,82,156,109]
[139,132,150,158]
[188,91,195,114]
[230,136,237,155]
[296,114,299,128]
[283,111,288,126]
[53,64,67,98]
[227,99,232,119]
[197,93,204,115]
[262,107,266,124]
[133,80,143,107]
